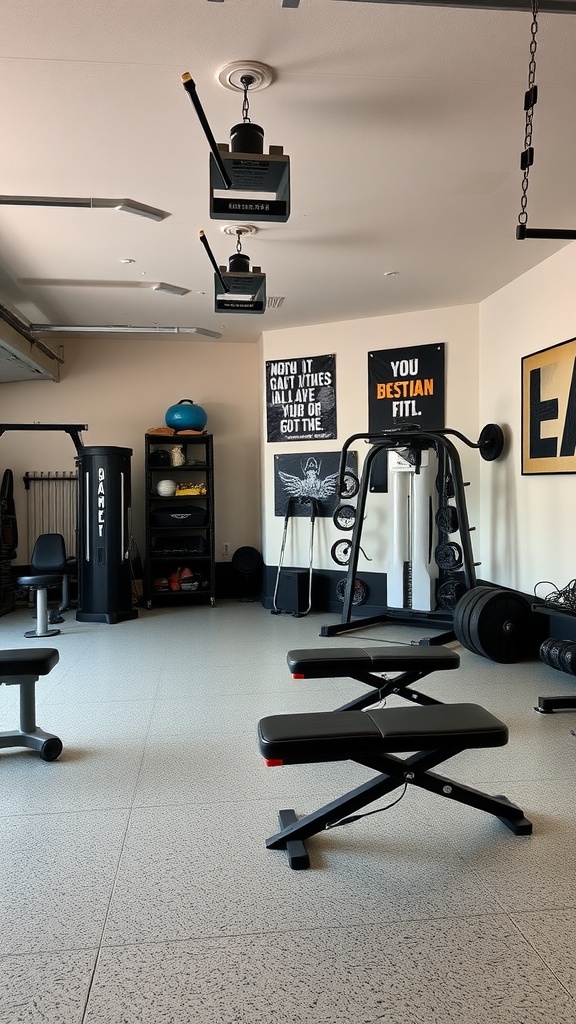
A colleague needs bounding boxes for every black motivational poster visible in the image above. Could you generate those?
[266,354,336,442]
[368,343,445,432]
[274,450,358,517]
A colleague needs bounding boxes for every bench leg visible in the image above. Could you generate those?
[266,748,532,868]
[408,767,533,836]
[0,677,63,761]
[267,772,403,865]
[333,668,445,713]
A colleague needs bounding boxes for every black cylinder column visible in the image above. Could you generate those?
[76,446,137,623]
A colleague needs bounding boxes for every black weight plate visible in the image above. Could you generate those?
[435,505,459,534]
[331,539,351,566]
[435,474,455,499]
[547,639,567,670]
[478,423,505,462]
[539,637,555,662]
[437,578,467,611]
[336,577,368,605]
[469,589,531,663]
[561,643,576,676]
[340,471,359,499]
[333,504,356,531]
[453,586,494,657]
[434,541,463,570]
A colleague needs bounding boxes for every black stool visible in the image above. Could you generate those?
[258,702,532,869]
[17,533,69,638]
[0,648,63,760]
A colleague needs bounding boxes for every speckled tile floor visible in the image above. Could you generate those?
[1,600,576,1023]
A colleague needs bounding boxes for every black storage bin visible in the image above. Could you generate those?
[150,505,207,527]
[76,446,138,623]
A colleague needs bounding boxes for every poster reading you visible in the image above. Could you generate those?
[368,342,445,432]
[266,354,336,442]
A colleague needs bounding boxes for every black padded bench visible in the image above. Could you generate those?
[0,649,63,760]
[258,702,532,869]
[287,645,460,711]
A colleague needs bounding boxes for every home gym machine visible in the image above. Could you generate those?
[321,424,504,642]
[0,425,137,624]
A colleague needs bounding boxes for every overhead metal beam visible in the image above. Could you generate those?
[334,1,576,12]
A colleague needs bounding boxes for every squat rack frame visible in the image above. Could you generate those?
[321,427,481,643]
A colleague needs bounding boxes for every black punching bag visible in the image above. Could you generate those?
[76,446,138,623]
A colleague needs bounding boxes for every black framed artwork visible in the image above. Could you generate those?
[522,336,576,474]
[274,451,358,517]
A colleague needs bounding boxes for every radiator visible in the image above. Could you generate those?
[23,471,78,560]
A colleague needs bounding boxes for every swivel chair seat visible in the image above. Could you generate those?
[17,533,69,638]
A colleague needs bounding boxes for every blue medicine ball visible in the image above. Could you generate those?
[165,399,208,431]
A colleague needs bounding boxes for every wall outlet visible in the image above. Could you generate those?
[222,542,230,559]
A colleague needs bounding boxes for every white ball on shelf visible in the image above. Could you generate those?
[157,479,177,497]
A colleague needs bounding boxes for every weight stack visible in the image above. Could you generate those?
[275,569,309,615]
[76,446,138,623]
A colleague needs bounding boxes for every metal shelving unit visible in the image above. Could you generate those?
[144,433,215,609]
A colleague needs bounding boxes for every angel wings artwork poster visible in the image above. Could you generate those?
[274,452,357,517]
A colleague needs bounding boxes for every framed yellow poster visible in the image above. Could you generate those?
[522,336,576,474]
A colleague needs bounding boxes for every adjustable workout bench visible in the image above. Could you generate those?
[258,702,532,869]
[0,649,63,760]
[287,645,460,711]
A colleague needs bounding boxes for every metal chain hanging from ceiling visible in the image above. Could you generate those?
[241,75,253,123]
[516,0,539,238]
[515,0,576,239]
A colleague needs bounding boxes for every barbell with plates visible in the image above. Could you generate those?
[453,586,535,664]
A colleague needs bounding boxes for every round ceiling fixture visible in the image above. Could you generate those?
[220,224,258,237]
[217,61,275,93]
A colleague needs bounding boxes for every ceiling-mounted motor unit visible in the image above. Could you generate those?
[181,64,290,223]
[199,230,267,314]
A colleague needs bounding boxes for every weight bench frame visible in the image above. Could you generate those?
[259,703,532,869]
[287,645,460,712]
[0,649,63,760]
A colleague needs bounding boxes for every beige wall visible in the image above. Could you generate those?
[0,336,261,561]
[5,246,573,597]
[261,304,480,573]
[479,241,576,595]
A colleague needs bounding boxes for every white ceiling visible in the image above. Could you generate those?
[1,0,575,347]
